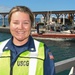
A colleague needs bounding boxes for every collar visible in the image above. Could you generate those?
[3,36,36,52]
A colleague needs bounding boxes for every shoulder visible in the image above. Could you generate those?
[34,39,45,46]
[33,39,54,60]
[0,39,10,45]
[0,39,10,56]
[0,39,10,51]
[44,44,54,60]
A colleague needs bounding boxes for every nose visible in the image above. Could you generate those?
[18,23,23,29]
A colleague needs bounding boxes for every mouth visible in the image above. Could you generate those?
[17,31,25,34]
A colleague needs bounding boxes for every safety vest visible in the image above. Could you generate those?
[0,39,45,75]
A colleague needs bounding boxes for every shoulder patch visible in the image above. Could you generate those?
[48,52,54,60]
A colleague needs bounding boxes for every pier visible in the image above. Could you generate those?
[0,26,10,33]
[0,10,75,26]
[55,57,75,74]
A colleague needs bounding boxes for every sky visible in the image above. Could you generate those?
[0,0,75,12]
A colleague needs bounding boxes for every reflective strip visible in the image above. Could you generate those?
[0,50,10,75]
[0,39,10,56]
[28,40,39,75]
[36,42,45,75]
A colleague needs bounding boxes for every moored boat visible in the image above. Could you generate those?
[31,30,75,41]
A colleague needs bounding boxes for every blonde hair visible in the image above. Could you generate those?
[8,6,34,26]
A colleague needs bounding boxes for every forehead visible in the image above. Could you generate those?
[12,11,29,16]
[11,12,30,20]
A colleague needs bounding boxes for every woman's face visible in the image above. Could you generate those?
[10,11,31,45]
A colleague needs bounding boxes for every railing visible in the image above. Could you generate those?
[55,57,75,75]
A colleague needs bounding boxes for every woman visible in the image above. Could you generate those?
[0,6,55,75]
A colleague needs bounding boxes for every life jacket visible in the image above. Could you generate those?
[0,39,45,75]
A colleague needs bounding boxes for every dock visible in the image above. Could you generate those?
[0,26,10,33]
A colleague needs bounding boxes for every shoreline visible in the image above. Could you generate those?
[0,26,10,33]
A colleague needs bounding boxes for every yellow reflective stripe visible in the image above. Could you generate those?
[0,42,2,44]
[38,42,45,59]
[36,42,45,75]
[0,50,10,75]
[2,50,10,56]
[13,51,30,75]
[36,59,44,75]
[20,51,30,57]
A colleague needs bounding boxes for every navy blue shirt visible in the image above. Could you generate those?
[3,36,55,75]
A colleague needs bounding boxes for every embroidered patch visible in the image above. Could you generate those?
[48,52,54,60]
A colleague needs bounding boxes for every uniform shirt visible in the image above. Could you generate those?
[3,35,55,75]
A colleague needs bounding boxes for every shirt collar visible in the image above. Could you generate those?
[3,36,36,52]
[28,36,36,52]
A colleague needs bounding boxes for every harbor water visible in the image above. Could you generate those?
[0,32,75,75]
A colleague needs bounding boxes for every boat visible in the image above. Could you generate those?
[31,29,75,41]
[0,26,75,41]
[30,23,75,41]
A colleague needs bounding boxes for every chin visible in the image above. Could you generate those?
[17,39,25,42]
[18,37,28,41]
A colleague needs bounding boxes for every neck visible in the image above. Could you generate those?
[13,38,29,46]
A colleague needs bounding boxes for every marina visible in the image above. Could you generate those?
[0,10,75,75]
[0,0,75,75]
